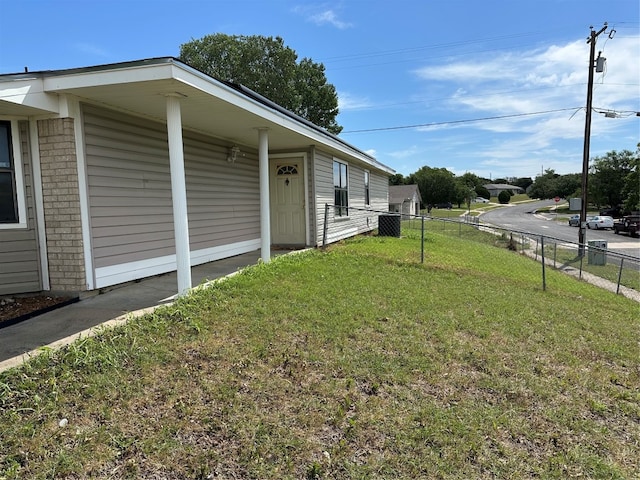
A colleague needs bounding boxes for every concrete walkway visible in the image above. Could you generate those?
[0,250,273,371]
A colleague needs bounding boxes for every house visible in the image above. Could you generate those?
[388,184,422,217]
[0,57,394,297]
[483,183,524,197]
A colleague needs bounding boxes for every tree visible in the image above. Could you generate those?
[455,174,480,208]
[589,149,635,208]
[554,173,581,199]
[179,34,342,134]
[528,169,560,199]
[621,144,640,213]
[389,174,406,186]
[409,166,456,206]
[512,177,534,191]
[475,185,491,200]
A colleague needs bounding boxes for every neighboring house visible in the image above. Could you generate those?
[483,183,524,197]
[389,185,422,217]
[0,57,394,296]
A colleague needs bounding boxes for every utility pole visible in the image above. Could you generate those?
[578,23,608,256]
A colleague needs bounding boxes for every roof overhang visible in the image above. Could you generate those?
[0,57,394,174]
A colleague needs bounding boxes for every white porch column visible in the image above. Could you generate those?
[258,128,271,263]
[166,94,192,294]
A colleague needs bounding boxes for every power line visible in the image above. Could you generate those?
[321,24,639,71]
[341,107,582,134]
[321,31,545,63]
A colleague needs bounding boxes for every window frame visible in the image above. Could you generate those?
[0,120,28,229]
[333,159,349,217]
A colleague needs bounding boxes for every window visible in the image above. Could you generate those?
[364,170,370,206]
[277,164,298,176]
[0,121,18,224]
[333,160,348,216]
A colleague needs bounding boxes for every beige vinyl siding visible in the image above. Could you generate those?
[83,105,260,279]
[84,105,174,268]
[312,149,389,246]
[184,133,260,251]
[305,147,317,243]
[369,170,389,212]
[312,149,333,246]
[0,121,41,295]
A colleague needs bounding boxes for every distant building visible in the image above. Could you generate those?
[389,185,422,217]
[483,183,524,197]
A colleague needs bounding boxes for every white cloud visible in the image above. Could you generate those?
[293,6,353,29]
[414,35,639,117]
[409,35,639,175]
[389,145,421,159]
[364,148,377,157]
[338,91,372,111]
[310,10,353,29]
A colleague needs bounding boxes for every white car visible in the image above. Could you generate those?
[586,215,614,230]
[474,197,490,203]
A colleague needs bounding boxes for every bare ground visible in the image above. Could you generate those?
[0,295,74,326]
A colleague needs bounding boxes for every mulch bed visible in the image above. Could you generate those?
[0,295,78,329]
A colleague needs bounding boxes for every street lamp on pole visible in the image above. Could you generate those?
[578,23,608,257]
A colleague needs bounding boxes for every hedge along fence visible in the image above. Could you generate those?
[322,204,640,300]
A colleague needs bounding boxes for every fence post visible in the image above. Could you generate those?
[616,258,624,295]
[322,203,329,249]
[541,235,546,291]
[421,215,425,264]
[579,252,584,279]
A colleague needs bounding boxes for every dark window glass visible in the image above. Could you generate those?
[0,121,18,223]
[364,171,370,205]
[333,160,348,216]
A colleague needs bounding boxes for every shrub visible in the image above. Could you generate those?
[498,190,511,204]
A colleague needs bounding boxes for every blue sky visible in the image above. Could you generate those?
[1,0,638,180]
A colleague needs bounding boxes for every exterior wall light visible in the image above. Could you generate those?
[227,145,241,163]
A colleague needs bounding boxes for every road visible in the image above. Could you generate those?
[480,200,640,259]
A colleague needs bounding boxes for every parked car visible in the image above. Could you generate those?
[586,215,614,230]
[613,215,640,237]
[474,197,490,203]
[435,202,452,209]
[568,214,580,227]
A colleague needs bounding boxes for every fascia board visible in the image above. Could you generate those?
[42,63,176,91]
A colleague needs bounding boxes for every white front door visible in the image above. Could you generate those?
[270,159,305,245]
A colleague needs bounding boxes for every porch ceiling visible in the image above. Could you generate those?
[53,78,303,151]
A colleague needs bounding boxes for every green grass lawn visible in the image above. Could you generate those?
[1,234,638,479]
[539,242,640,292]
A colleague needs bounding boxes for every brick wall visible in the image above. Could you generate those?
[38,118,86,292]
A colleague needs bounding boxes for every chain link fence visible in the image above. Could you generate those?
[321,204,640,301]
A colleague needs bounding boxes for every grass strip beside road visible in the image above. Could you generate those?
[1,234,638,479]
